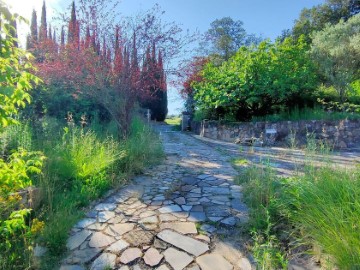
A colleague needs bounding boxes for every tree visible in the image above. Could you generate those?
[192,37,318,120]
[0,3,41,129]
[201,17,261,61]
[311,14,360,102]
[39,0,47,42]
[292,0,359,42]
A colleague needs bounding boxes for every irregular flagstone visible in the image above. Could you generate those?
[118,266,130,270]
[90,253,117,270]
[221,217,237,226]
[238,257,252,270]
[163,247,193,270]
[109,223,135,236]
[159,213,177,222]
[143,247,164,266]
[154,238,167,250]
[156,265,170,270]
[98,211,115,223]
[139,215,158,224]
[120,248,143,264]
[106,239,129,253]
[188,212,206,222]
[158,205,182,213]
[95,203,116,211]
[157,229,209,256]
[123,229,154,246]
[196,254,233,270]
[74,218,96,229]
[89,232,115,248]
[160,222,197,234]
[60,266,85,270]
[68,248,102,264]
[195,235,211,243]
[66,230,92,250]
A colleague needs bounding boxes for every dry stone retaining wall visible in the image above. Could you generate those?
[191,119,360,149]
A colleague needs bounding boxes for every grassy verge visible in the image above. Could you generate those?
[235,159,360,269]
[252,106,360,122]
[1,116,163,269]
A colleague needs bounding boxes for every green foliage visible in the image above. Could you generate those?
[237,157,360,269]
[0,149,45,196]
[311,14,360,101]
[51,127,123,180]
[0,3,41,130]
[193,37,318,121]
[252,106,360,122]
[292,0,357,42]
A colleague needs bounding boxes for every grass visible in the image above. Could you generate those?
[236,152,360,269]
[252,106,360,122]
[0,116,164,270]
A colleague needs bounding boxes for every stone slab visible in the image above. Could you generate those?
[196,254,233,270]
[66,230,92,250]
[90,253,117,270]
[160,222,197,234]
[163,247,193,270]
[157,229,209,256]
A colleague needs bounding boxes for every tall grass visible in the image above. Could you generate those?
[236,155,360,269]
[0,116,165,269]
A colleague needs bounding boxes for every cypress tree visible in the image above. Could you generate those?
[68,1,77,44]
[39,1,47,41]
[27,9,38,49]
[60,26,65,46]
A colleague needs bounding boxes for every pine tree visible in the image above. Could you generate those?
[39,1,47,41]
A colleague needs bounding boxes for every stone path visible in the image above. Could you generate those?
[60,124,251,270]
[194,134,360,177]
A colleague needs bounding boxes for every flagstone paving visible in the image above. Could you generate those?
[60,124,252,270]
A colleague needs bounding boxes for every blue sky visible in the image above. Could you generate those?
[10,0,325,115]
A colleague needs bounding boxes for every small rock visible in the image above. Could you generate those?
[181,205,193,211]
[143,248,164,267]
[163,247,193,270]
[120,248,143,264]
[118,266,130,270]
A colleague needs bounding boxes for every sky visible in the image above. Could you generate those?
[7,0,325,115]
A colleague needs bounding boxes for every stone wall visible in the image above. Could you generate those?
[191,119,360,149]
